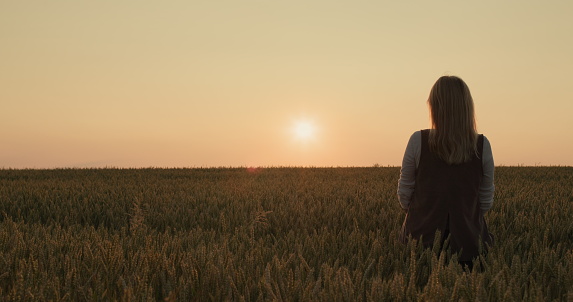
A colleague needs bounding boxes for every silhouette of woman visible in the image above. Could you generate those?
[397,76,494,269]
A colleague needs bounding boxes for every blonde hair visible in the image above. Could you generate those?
[427,76,478,165]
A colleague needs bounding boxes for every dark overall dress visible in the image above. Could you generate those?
[400,129,493,261]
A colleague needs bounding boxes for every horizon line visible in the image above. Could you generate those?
[1,164,571,170]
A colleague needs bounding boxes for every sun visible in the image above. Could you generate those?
[293,120,316,141]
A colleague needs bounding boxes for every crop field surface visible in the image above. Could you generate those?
[1,167,572,301]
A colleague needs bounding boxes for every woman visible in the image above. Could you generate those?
[397,76,495,268]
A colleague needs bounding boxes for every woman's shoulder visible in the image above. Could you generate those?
[408,130,423,141]
[479,134,494,162]
[411,129,428,136]
[481,134,492,151]
[410,129,433,141]
[479,134,491,145]
[406,131,423,148]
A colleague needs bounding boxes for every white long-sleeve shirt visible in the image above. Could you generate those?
[397,131,495,212]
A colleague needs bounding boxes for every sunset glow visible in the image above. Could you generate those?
[1,1,572,167]
[293,120,316,141]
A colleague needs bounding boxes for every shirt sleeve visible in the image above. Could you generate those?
[479,136,495,212]
[397,131,421,210]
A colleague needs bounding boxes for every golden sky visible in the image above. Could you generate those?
[1,1,572,168]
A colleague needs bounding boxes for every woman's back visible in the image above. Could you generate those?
[400,129,493,261]
[397,76,495,265]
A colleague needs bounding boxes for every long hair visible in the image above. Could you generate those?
[427,76,478,165]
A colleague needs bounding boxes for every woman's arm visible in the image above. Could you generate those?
[397,131,421,210]
[479,136,495,213]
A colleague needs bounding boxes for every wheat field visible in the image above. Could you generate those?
[1,167,572,301]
